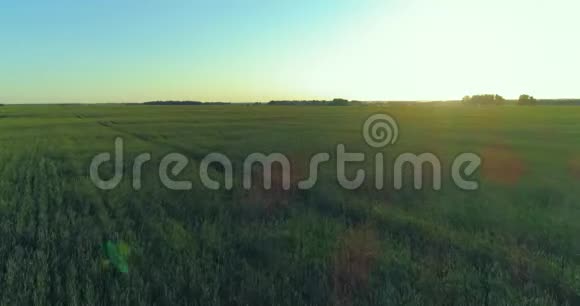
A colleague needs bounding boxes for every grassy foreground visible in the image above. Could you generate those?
[0,104,579,305]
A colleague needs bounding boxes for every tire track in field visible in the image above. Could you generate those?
[93,120,229,252]
[68,119,175,246]
[95,120,225,173]
[89,123,206,293]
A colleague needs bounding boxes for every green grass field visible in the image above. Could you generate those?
[0,104,579,305]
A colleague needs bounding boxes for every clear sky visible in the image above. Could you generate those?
[0,0,578,103]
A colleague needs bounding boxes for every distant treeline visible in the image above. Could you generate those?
[143,101,232,105]
[462,94,580,106]
[138,98,580,107]
[268,98,361,106]
[462,94,508,105]
[536,99,580,106]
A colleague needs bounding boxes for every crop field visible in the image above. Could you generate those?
[0,104,579,305]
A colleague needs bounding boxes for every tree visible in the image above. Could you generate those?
[494,94,506,104]
[462,94,505,106]
[518,94,537,105]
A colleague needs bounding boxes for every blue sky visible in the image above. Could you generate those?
[0,0,578,103]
